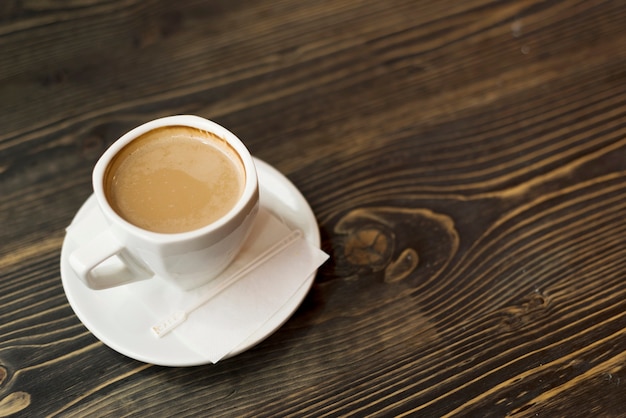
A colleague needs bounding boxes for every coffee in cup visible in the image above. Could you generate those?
[105,126,245,234]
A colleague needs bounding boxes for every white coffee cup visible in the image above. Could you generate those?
[69,115,259,290]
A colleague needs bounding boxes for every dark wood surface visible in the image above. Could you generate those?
[1,0,625,416]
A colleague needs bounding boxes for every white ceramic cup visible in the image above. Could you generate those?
[69,115,259,290]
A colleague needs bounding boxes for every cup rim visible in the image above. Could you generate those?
[92,115,259,244]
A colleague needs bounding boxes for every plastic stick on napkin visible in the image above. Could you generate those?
[131,208,329,363]
[151,229,304,337]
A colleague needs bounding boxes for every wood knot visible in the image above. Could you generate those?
[332,206,458,285]
[499,289,552,332]
[0,391,31,416]
[0,364,31,416]
[384,248,419,283]
[343,226,394,270]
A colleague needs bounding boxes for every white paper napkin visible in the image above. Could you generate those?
[69,207,328,364]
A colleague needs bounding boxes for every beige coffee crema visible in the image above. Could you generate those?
[105,126,245,234]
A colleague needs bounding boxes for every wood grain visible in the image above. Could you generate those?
[1,0,625,416]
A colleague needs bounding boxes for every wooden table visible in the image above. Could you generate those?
[1,0,625,416]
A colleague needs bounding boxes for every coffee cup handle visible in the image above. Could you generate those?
[69,229,153,290]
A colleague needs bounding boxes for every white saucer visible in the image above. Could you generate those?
[60,158,320,366]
